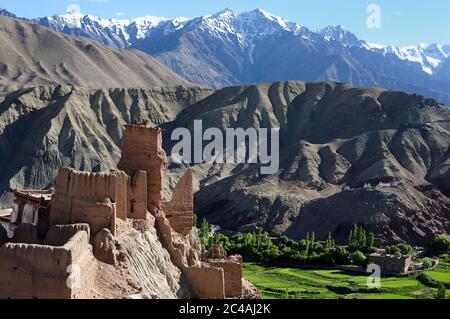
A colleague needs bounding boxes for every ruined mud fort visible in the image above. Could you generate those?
[0,124,245,299]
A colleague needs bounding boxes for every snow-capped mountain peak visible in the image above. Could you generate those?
[367,42,450,74]
[0,8,17,18]
[128,16,168,39]
[37,11,130,31]
[244,8,281,21]
[190,8,303,46]
[319,25,364,47]
[210,8,236,19]
[131,15,167,27]
[237,8,301,36]
[44,11,86,29]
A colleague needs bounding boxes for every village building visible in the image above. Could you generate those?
[368,253,413,274]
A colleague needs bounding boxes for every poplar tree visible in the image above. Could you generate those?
[367,232,375,249]
[348,229,354,246]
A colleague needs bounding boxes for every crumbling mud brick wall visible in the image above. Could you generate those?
[184,265,226,299]
[50,169,129,235]
[209,256,243,297]
[118,125,167,212]
[155,211,226,299]
[70,197,116,235]
[10,224,38,244]
[45,224,91,246]
[163,170,194,235]
[0,227,96,299]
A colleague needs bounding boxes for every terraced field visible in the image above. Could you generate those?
[243,263,443,299]
[423,256,450,285]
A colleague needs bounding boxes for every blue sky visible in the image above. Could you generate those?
[0,0,449,46]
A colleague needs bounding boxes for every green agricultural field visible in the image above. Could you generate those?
[243,263,443,299]
[423,255,450,285]
[424,271,450,284]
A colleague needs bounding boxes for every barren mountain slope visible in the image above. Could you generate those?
[0,85,212,203]
[0,16,190,88]
[163,80,450,245]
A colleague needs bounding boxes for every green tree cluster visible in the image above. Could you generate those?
[196,221,391,268]
[201,226,365,266]
[385,243,414,256]
[348,224,376,253]
[429,235,450,256]
[436,285,446,300]
[199,218,210,247]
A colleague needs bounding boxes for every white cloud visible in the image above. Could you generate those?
[66,3,81,14]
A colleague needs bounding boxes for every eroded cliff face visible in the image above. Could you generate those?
[0,85,212,204]
[85,218,187,299]
[115,218,189,299]
[89,214,255,299]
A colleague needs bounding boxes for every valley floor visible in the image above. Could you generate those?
[243,259,450,299]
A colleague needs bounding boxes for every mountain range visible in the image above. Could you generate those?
[1,8,450,104]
